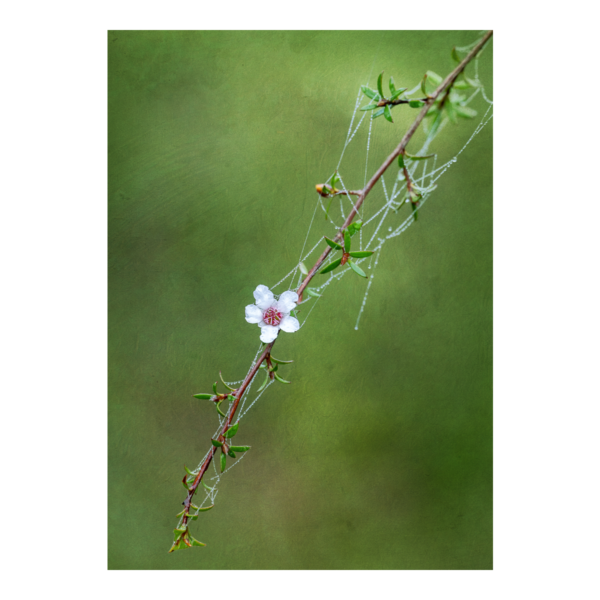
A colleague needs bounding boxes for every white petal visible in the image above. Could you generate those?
[276,290,298,314]
[259,325,279,343]
[245,304,263,324]
[254,284,275,310]
[279,315,300,333]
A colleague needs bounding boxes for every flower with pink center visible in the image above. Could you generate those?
[244,285,300,343]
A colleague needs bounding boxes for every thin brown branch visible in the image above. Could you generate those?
[172,30,492,549]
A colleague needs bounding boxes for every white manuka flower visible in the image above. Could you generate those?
[245,285,300,343]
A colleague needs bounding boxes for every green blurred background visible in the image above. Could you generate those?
[108,31,492,570]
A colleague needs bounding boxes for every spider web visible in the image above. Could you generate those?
[180,37,493,521]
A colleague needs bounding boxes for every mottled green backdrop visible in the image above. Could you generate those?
[108,31,492,570]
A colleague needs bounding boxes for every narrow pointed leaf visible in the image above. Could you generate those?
[446,101,457,124]
[176,509,185,518]
[274,372,291,384]
[271,356,293,364]
[371,108,385,119]
[451,46,461,63]
[230,446,250,452]
[212,382,218,394]
[216,400,227,418]
[191,537,206,547]
[343,229,351,252]
[227,449,236,458]
[360,103,379,111]
[377,72,384,98]
[211,438,223,447]
[219,371,235,391]
[389,76,396,95]
[421,74,428,96]
[197,504,214,512]
[426,70,443,86]
[184,465,194,476]
[398,154,405,169]
[391,87,407,100]
[182,475,190,490]
[220,452,226,472]
[405,151,436,161]
[409,100,425,108]
[299,262,308,275]
[188,514,198,520]
[320,258,342,274]
[257,372,269,392]
[454,105,477,118]
[193,393,214,400]
[383,104,393,123]
[411,202,419,221]
[465,77,481,88]
[324,236,342,250]
[360,85,377,100]
[348,260,368,278]
[306,288,322,298]
[224,422,239,438]
[201,480,214,492]
[349,251,374,258]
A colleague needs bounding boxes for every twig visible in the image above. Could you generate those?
[172,30,493,549]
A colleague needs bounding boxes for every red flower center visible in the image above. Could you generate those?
[263,307,283,326]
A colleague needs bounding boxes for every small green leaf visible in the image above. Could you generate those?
[212,381,218,394]
[389,76,396,96]
[320,258,342,274]
[391,87,407,100]
[377,72,384,98]
[348,221,363,236]
[360,103,379,111]
[306,287,322,298]
[174,528,186,541]
[274,372,291,384]
[211,438,223,447]
[220,452,226,472]
[216,400,227,418]
[175,509,185,517]
[371,108,385,119]
[188,514,199,520]
[383,104,393,123]
[361,85,378,100]
[182,476,190,490]
[446,101,457,124]
[465,77,481,88]
[219,371,235,391]
[409,100,425,108]
[230,446,250,452]
[257,372,269,392]
[454,105,477,119]
[454,80,471,90]
[193,393,214,400]
[197,504,214,512]
[348,251,374,258]
[184,465,194,476]
[405,151,436,161]
[426,70,443,86]
[398,154,405,169]
[411,202,419,221]
[324,236,342,250]
[201,480,214,492]
[428,110,443,137]
[343,229,351,252]
[451,46,461,63]
[224,422,239,438]
[271,356,293,364]
[191,537,206,547]
[299,262,308,275]
[348,260,368,278]
[227,449,237,458]
[420,74,428,96]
